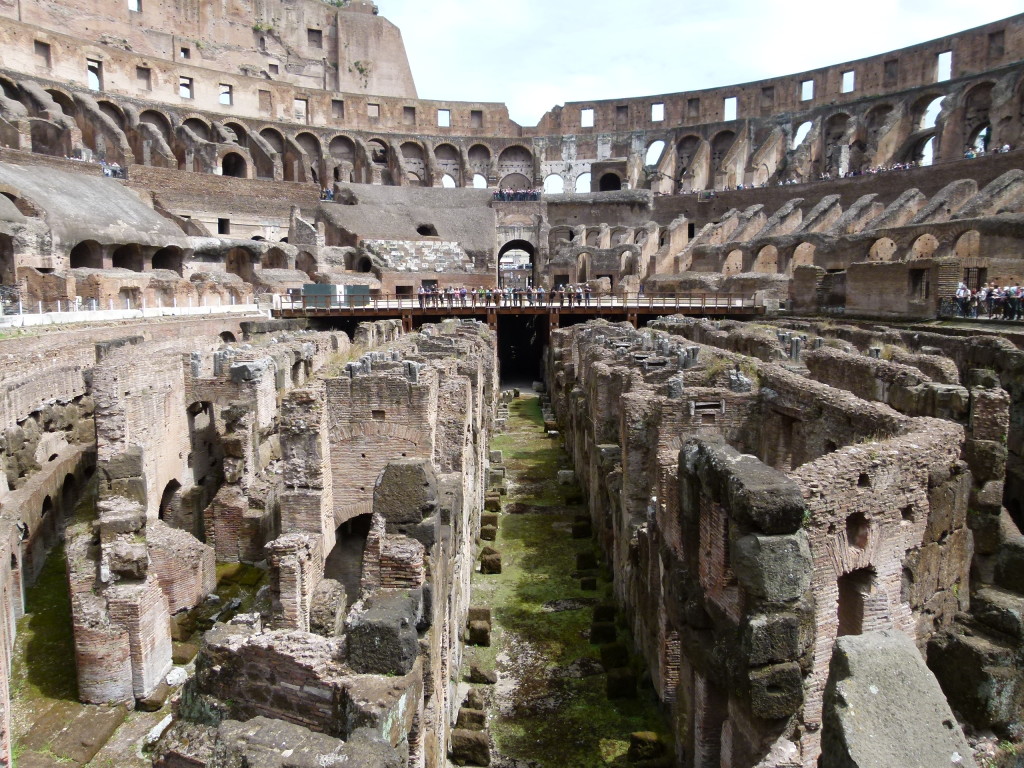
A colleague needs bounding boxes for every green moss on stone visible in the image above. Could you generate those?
[467,394,668,767]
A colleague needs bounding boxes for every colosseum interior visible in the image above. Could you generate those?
[0,2,1022,767]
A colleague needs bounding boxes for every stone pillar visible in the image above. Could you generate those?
[266,533,322,631]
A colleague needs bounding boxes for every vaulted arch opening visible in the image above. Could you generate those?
[112,244,144,271]
[152,246,183,275]
[69,240,102,269]
[221,151,246,178]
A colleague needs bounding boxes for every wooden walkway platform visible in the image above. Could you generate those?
[273,293,764,329]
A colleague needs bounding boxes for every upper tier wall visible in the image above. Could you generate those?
[0,0,417,99]
[0,12,1021,136]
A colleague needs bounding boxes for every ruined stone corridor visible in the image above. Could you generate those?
[460,394,669,767]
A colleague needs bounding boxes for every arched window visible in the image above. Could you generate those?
[645,141,665,166]
[792,121,812,149]
[543,174,564,194]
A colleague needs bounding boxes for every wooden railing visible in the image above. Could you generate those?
[275,292,760,313]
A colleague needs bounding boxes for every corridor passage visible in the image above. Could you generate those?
[464,393,669,767]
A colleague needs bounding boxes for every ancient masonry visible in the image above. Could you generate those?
[0,1,1021,767]
[545,318,1023,766]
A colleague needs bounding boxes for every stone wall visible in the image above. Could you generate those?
[547,320,975,767]
[155,318,496,766]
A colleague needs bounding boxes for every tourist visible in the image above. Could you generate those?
[955,282,971,317]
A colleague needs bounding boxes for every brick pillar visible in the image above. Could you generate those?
[266,533,322,631]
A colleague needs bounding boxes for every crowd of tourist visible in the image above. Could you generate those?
[61,154,126,178]
[955,281,1024,320]
[818,161,919,181]
[417,283,597,308]
[492,189,542,202]
[963,143,1013,159]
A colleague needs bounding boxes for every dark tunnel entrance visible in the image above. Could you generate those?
[498,314,547,386]
[324,512,374,609]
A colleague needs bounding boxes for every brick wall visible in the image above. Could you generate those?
[147,520,216,614]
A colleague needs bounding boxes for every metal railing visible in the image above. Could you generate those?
[275,292,759,313]
[0,294,262,327]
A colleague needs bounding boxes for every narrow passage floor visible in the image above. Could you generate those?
[462,394,668,768]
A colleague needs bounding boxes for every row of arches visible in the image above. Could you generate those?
[65,240,300,280]
[638,76,1023,192]
[2,71,1022,194]
[68,241,186,274]
[714,229,983,277]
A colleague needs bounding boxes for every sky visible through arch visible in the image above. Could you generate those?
[379,0,1022,127]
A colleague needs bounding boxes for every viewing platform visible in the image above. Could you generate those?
[272,292,765,328]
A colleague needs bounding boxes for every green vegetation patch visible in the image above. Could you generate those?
[11,542,77,705]
[468,394,668,767]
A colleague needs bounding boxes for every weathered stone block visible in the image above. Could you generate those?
[479,524,497,541]
[103,445,144,480]
[748,662,803,719]
[929,629,1022,733]
[373,459,438,528]
[136,681,170,711]
[732,532,811,603]
[480,513,499,528]
[480,552,501,574]
[580,576,598,591]
[309,578,346,638]
[994,538,1024,593]
[684,439,806,535]
[98,503,146,535]
[345,590,420,676]
[963,440,1007,484]
[451,728,490,766]
[970,479,1004,517]
[108,539,149,579]
[456,707,486,731]
[468,664,497,684]
[823,630,977,768]
[571,520,592,539]
[468,620,491,647]
[172,641,199,665]
[465,688,485,709]
[467,607,491,625]
[744,613,801,666]
[973,587,1024,640]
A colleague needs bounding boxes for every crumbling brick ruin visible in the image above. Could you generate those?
[543,317,1023,765]
[0,2,1023,767]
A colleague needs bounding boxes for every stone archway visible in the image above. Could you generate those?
[222,152,247,178]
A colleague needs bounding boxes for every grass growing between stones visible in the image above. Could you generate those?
[466,394,668,767]
[10,542,77,705]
